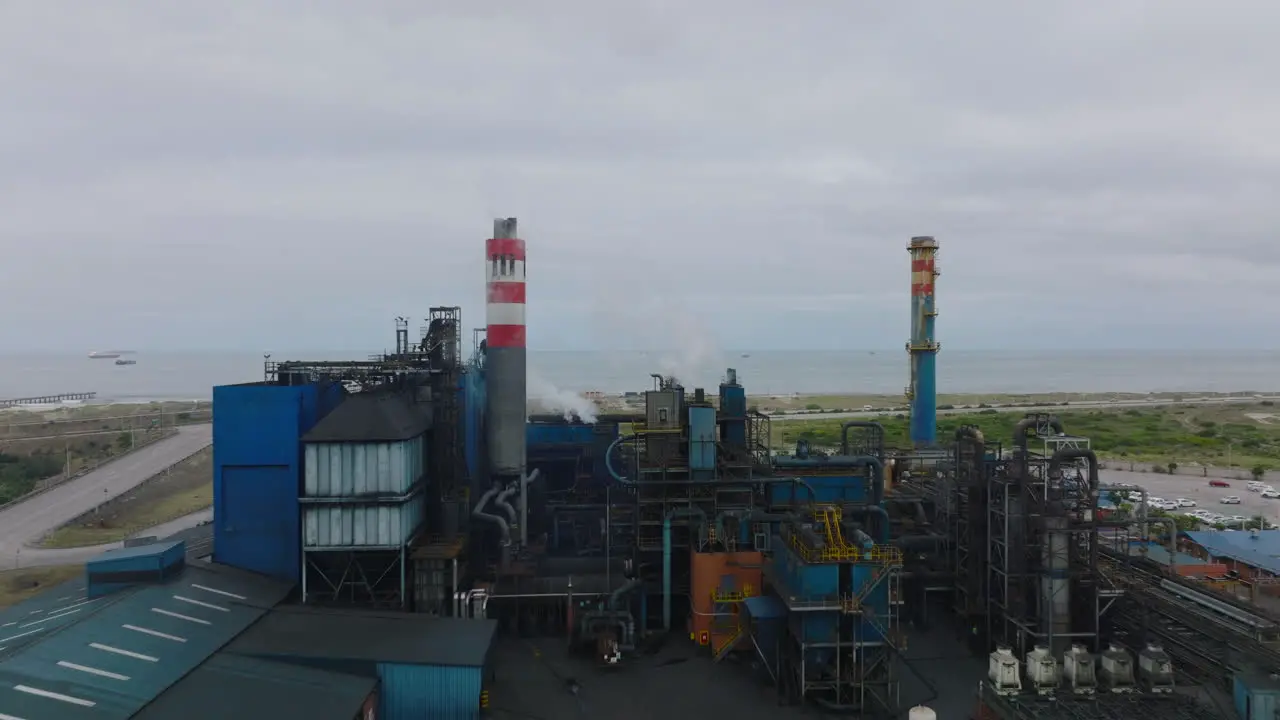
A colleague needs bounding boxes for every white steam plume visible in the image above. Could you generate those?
[528,371,599,423]
[586,279,724,389]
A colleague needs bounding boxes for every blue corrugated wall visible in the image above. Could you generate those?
[213,382,341,580]
[377,663,482,720]
[462,369,485,489]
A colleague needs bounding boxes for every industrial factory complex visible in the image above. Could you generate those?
[1,221,1275,719]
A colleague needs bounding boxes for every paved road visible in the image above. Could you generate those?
[774,395,1280,422]
[1,422,211,442]
[0,424,212,568]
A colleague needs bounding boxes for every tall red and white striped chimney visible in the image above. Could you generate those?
[485,218,528,543]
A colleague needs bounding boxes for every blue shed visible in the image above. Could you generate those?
[86,539,186,598]
[1235,669,1280,720]
[226,606,498,720]
[212,381,342,581]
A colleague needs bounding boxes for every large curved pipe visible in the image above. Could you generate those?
[517,468,541,546]
[840,421,885,458]
[1013,416,1064,451]
[472,485,511,546]
[843,503,890,543]
[1048,448,1099,491]
[955,425,985,446]
[605,433,819,501]
[608,577,643,611]
[495,484,518,524]
[664,506,707,631]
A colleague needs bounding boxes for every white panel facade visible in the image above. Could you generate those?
[302,493,426,548]
[303,436,424,497]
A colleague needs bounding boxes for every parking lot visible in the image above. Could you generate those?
[1101,467,1280,526]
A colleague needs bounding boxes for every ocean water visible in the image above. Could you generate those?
[2,349,1279,403]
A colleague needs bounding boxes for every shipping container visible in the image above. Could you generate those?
[86,540,186,598]
[213,382,339,580]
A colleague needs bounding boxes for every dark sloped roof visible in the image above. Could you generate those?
[302,391,430,443]
[226,605,496,667]
[0,562,292,720]
[133,653,376,720]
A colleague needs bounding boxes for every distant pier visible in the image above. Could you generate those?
[0,392,97,409]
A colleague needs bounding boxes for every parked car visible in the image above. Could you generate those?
[1177,498,1196,507]
[1220,496,1242,504]
[1263,490,1280,499]
[1209,480,1230,488]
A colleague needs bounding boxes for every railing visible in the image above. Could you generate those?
[714,625,743,661]
[712,583,756,603]
[786,526,904,565]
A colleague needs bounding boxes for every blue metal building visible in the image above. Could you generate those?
[1184,530,1280,574]
[1235,668,1280,720]
[226,606,497,720]
[212,381,343,581]
[765,507,901,714]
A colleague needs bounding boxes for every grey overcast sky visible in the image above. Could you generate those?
[1,1,1277,353]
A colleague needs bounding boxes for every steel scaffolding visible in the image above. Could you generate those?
[988,416,1102,657]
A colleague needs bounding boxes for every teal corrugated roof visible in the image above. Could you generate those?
[133,653,376,720]
[0,563,290,720]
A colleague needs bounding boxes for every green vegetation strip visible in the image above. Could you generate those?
[773,403,1280,470]
[0,565,84,610]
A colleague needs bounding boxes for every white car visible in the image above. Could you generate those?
[1177,498,1196,507]
[1220,496,1242,504]
[1249,482,1266,492]
[1263,490,1279,499]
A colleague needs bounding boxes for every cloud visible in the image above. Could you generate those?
[1,0,1277,352]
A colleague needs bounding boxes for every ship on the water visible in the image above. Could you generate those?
[114,359,137,366]
[88,350,121,359]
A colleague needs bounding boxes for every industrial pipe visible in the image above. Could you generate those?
[955,426,985,446]
[770,455,884,505]
[518,468,541,547]
[714,509,826,551]
[1103,483,1153,546]
[608,577,642,611]
[1013,416,1064,452]
[894,534,945,551]
[842,503,891,543]
[663,506,707,631]
[1047,448,1099,491]
[605,433,819,500]
[840,420,886,457]
[471,486,511,546]
[495,484,518,524]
